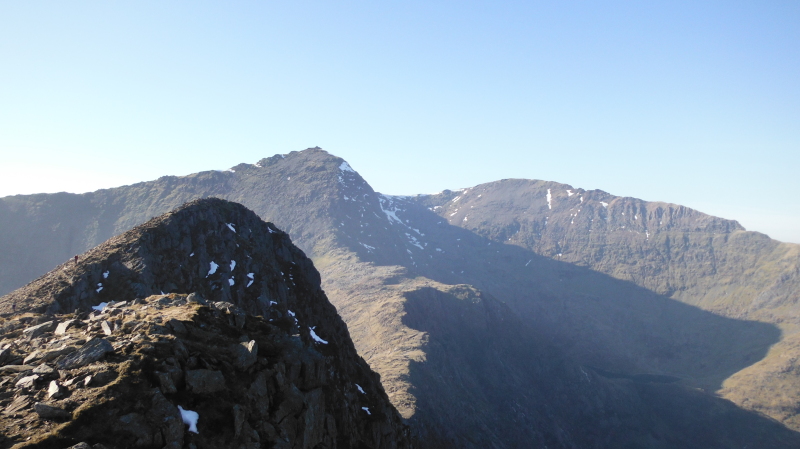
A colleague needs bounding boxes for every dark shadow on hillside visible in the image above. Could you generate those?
[347,200,782,394]
[401,286,800,449]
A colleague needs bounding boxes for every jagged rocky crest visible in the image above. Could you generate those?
[0,198,411,449]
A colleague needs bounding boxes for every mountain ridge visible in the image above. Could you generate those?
[0,197,412,448]
[2,148,800,447]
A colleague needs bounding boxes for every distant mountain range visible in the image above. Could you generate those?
[2,147,799,448]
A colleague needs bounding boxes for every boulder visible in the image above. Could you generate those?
[146,391,183,449]
[55,320,76,335]
[34,402,71,420]
[48,380,65,399]
[185,369,225,394]
[231,340,258,370]
[23,321,55,338]
[156,371,177,394]
[57,338,114,370]
[15,374,39,389]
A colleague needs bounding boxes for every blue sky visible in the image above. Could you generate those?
[1,1,798,243]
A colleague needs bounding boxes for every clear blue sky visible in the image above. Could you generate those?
[1,1,798,243]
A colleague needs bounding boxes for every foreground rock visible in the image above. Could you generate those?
[0,199,411,448]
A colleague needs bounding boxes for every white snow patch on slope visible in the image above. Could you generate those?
[309,327,328,344]
[362,407,371,415]
[207,261,219,277]
[356,384,366,394]
[230,260,236,271]
[567,190,574,197]
[378,195,422,237]
[600,202,608,208]
[226,223,236,233]
[103,271,109,279]
[546,189,552,210]
[92,302,108,312]
[228,278,234,286]
[405,233,424,250]
[340,161,356,173]
[178,406,199,433]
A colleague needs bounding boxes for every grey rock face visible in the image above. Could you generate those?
[231,340,258,370]
[23,320,55,338]
[185,369,226,394]
[156,371,177,394]
[57,338,113,369]
[55,319,76,335]
[146,390,184,449]
[116,412,153,447]
[34,402,71,420]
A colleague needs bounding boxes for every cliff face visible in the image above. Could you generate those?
[415,180,800,323]
[0,199,411,449]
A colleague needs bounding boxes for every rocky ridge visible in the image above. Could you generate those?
[2,149,800,446]
[0,198,411,449]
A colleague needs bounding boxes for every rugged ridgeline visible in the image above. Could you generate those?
[1,148,800,446]
[0,199,411,449]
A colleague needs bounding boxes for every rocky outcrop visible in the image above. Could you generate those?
[0,199,411,449]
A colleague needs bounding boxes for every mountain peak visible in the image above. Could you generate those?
[0,199,411,448]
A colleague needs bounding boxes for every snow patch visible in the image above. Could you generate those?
[567,190,574,197]
[340,161,356,173]
[525,260,532,267]
[207,261,219,277]
[102,271,109,279]
[230,260,236,271]
[309,327,328,344]
[92,302,108,312]
[226,223,236,233]
[178,406,199,433]
[362,407,371,415]
[228,278,234,286]
[378,195,422,235]
[95,283,103,293]
[405,233,424,250]
[600,202,608,208]
[356,384,365,394]
[546,189,552,210]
